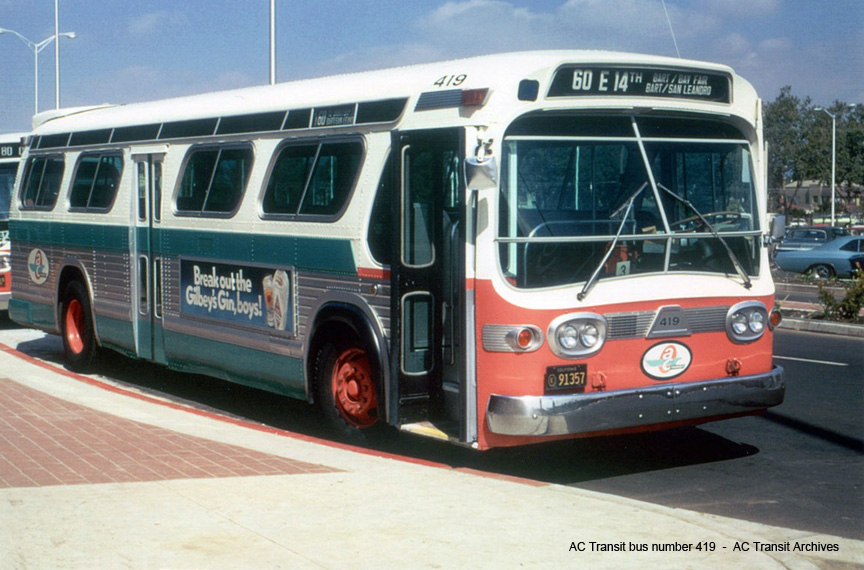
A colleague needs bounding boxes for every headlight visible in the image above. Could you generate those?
[557,324,580,350]
[749,311,765,333]
[726,301,769,343]
[548,313,607,358]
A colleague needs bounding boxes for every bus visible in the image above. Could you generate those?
[9,50,784,449]
[0,133,26,313]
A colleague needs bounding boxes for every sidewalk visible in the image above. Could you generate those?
[1,329,862,569]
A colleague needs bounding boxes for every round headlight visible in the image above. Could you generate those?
[749,311,765,333]
[557,325,580,350]
[580,324,599,348]
[731,313,748,335]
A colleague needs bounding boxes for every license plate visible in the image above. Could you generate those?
[545,364,587,393]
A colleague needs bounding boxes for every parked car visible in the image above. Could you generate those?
[775,226,849,253]
[775,236,864,279]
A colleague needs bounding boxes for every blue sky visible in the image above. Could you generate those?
[1,0,862,134]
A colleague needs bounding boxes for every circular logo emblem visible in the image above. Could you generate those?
[27,248,50,285]
[641,341,692,380]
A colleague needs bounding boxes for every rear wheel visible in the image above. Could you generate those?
[314,338,380,440]
[61,280,99,372]
[809,264,834,280]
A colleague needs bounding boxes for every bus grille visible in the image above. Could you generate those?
[605,306,729,340]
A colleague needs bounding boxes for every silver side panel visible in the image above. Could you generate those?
[11,242,131,330]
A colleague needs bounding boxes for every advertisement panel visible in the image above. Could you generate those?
[180,259,293,333]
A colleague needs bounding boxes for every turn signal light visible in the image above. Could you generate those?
[516,328,535,349]
[769,308,782,329]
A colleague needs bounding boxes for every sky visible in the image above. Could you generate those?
[0,0,862,134]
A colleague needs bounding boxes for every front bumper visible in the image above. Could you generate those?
[486,366,784,436]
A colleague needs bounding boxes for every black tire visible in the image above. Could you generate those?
[313,336,381,442]
[809,264,834,280]
[60,280,99,372]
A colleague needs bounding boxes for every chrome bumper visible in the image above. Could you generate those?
[486,366,784,437]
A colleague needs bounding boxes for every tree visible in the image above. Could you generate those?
[763,86,812,215]
[764,87,863,219]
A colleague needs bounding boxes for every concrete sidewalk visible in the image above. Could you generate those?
[1,329,862,569]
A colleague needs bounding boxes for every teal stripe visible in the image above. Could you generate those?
[94,314,136,354]
[11,219,129,252]
[8,298,55,330]
[14,220,356,275]
[163,329,305,398]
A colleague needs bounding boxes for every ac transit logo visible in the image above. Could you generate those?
[27,248,50,285]
[641,341,692,380]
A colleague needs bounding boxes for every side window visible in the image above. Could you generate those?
[20,155,65,210]
[299,142,362,216]
[261,140,362,218]
[69,153,123,211]
[367,157,393,265]
[176,145,253,215]
[840,239,864,253]
[262,145,316,214]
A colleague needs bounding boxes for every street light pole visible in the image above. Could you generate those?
[55,0,61,108]
[0,28,76,115]
[816,108,837,226]
[815,105,857,226]
[269,0,276,85]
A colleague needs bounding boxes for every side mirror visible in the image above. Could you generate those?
[465,156,498,190]
[769,214,786,241]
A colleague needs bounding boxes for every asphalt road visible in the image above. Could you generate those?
[573,329,863,540]
[1,317,861,540]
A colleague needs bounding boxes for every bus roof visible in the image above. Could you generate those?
[29,50,756,140]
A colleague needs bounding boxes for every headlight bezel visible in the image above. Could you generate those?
[548,312,607,358]
[725,301,769,344]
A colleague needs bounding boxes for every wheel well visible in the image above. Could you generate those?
[57,266,94,333]
[307,304,386,414]
[58,266,88,303]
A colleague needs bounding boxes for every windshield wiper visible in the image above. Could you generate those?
[656,183,752,289]
[578,183,647,301]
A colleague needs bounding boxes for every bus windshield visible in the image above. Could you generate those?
[499,115,761,289]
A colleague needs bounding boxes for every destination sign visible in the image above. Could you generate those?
[312,104,356,128]
[0,142,22,159]
[548,66,731,103]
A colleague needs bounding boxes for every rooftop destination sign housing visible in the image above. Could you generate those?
[548,65,732,103]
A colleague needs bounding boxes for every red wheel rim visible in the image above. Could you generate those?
[331,347,378,428]
[65,299,85,355]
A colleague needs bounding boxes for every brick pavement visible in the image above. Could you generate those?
[0,377,339,488]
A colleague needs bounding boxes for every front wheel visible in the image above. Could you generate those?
[61,280,99,372]
[314,339,380,440]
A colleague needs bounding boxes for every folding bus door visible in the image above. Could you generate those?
[390,129,465,428]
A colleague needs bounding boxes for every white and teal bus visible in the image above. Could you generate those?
[10,51,784,449]
[1,132,26,313]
